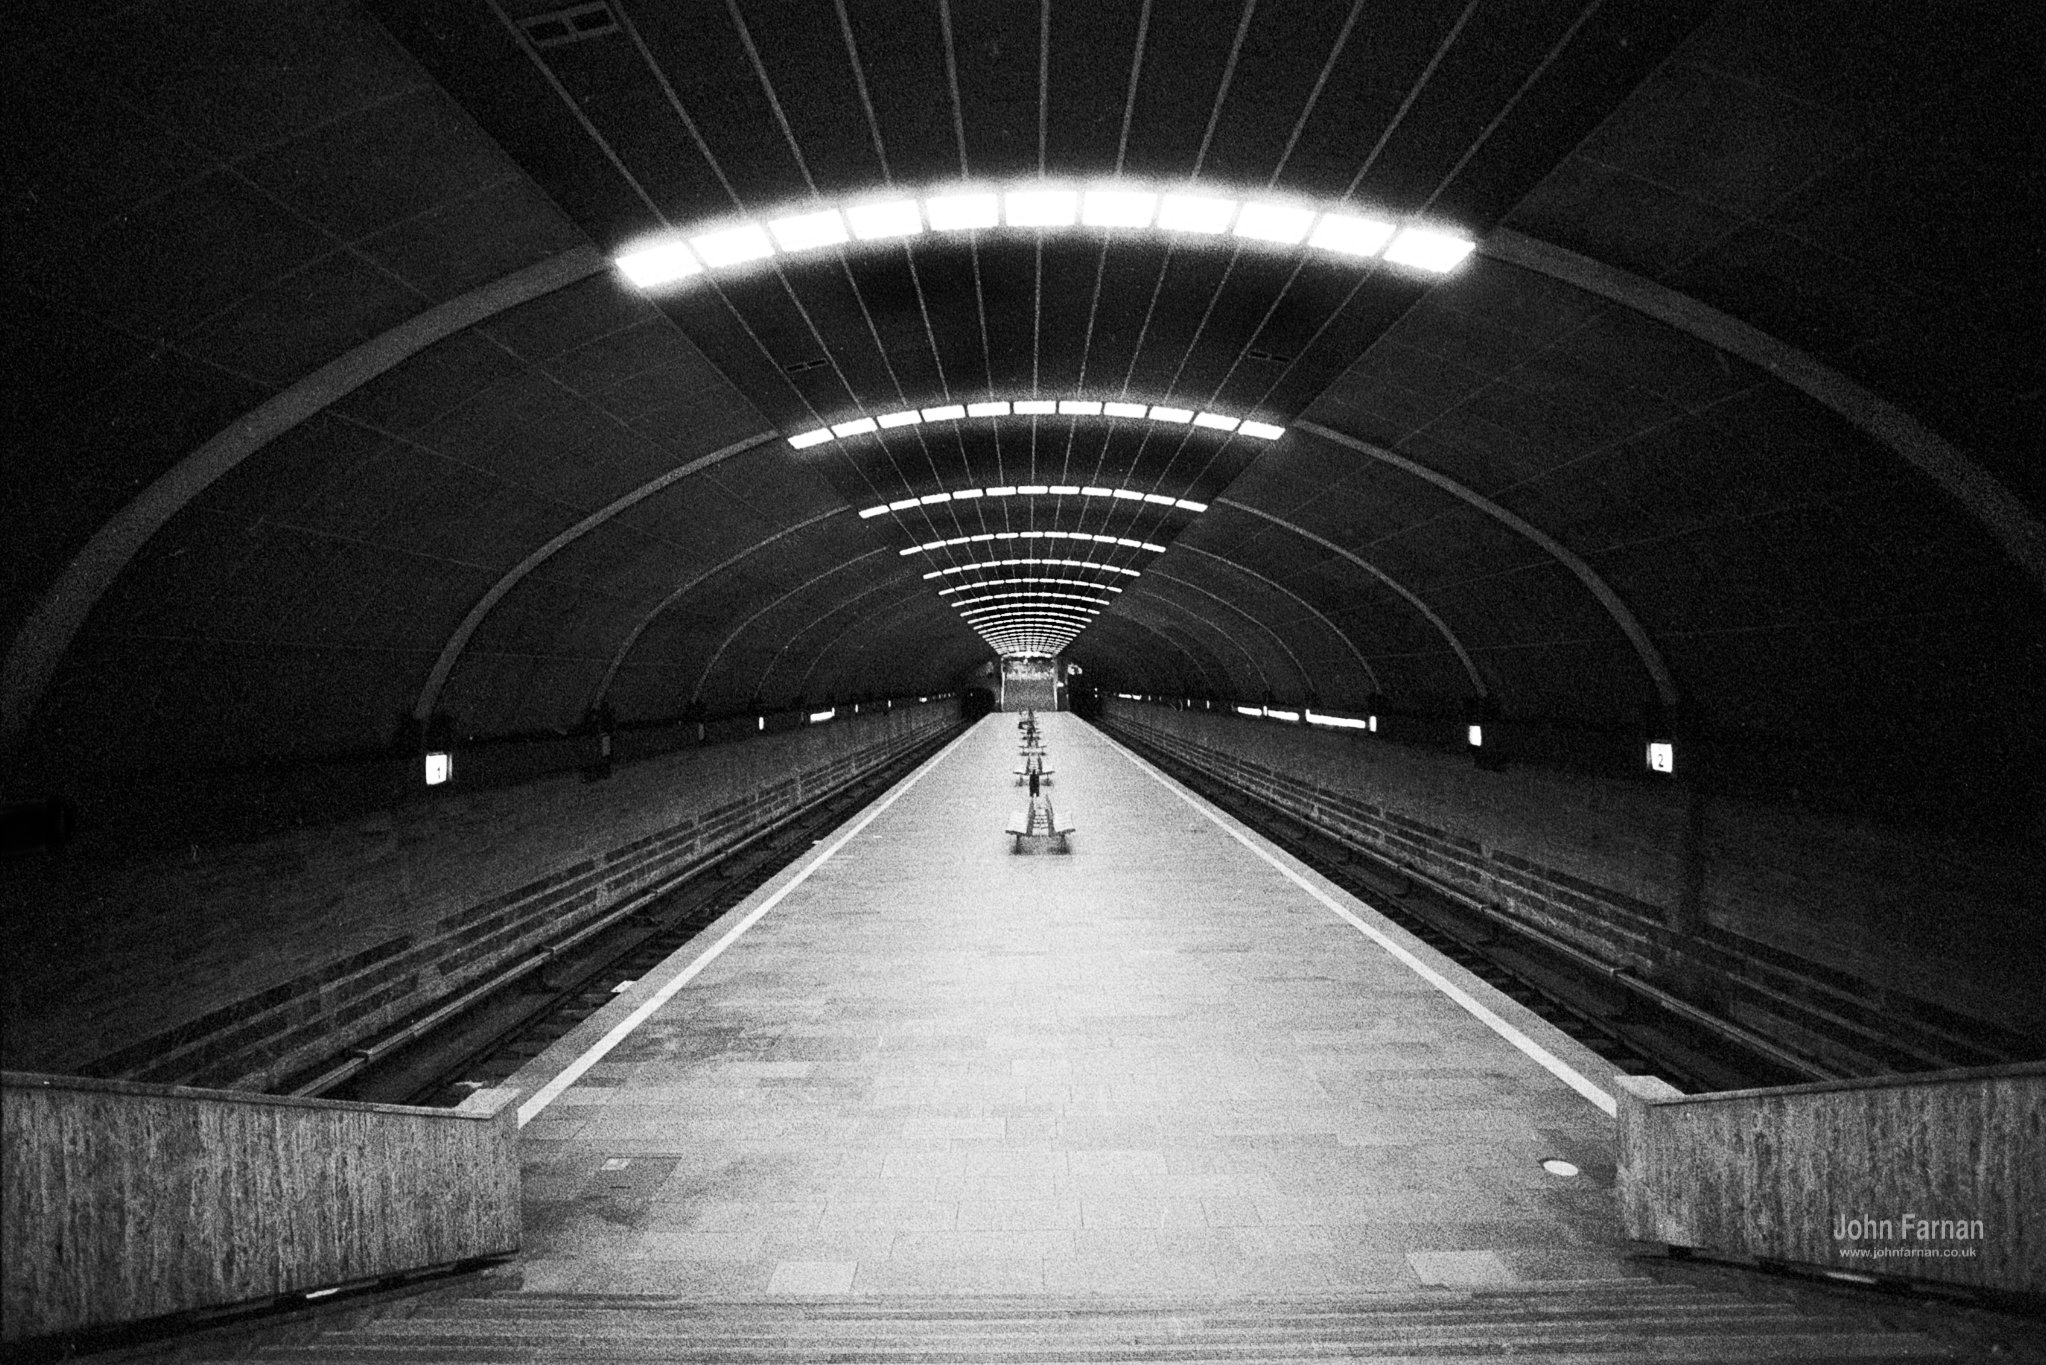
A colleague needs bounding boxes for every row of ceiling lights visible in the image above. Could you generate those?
[615,181,1476,289]
[798,398,1284,451]
[865,482,1208,518]
[902,529,1169,556]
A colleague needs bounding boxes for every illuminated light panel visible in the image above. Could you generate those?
[933,558,1142,576]
[987,485,1017,496]
[768,209,850,252]
[1018,484,1049,494]
[944,576,1124,592]
[1236,706,1262,718]
[1082,187,1157,227]
[831,417,877,437]
[1174,499,1208,512]
[1005,187,1079,227]
[789,427,833,449]
[788,397,1284,448]
[1158,193,1237,234]
[888,498,918,511]
[927,191,1000,230]
[861,506,889,520]
[1234,202,1316,245]
[919,492,952,504]
[615,240,701,287]
[1308,212,1395,257]
[953,488,982,500]
[846,199,923,240]
[957,592,1111,607]
[1142,493,1175,505]
[1648,741,1675,774]
[808,707,836,723]
[1266,708,1300,722]
[1385,227,1477,273]
[1081,485,1112,496]
[690,222,775,266]
[1467,724,1484,748]
[1111,489,1143,501]
[614,182,1474,288]
[1305,708,1370,731]
[424,752,452,786]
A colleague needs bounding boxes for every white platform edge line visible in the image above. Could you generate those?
[517,721,981,1128]
[1110,738,1618,1117]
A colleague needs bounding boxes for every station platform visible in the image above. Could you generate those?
[505,713,1628,1298]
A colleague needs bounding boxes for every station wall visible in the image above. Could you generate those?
[1,702,958,1092]
[1099,699,2043,1077]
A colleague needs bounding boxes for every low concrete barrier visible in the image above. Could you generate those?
[1616,1063,2044,1294]
[1,1071,519,1341]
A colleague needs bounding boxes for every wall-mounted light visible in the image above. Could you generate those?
[1647,740,1675,774]
[809,708,836,724]
[424,751,452,786]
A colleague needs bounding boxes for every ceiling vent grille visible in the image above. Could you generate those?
[521,3,618,47]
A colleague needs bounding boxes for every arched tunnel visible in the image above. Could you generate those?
[4,0,2043,1348]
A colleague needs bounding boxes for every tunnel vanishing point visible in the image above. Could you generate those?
[3,1,2043,1357]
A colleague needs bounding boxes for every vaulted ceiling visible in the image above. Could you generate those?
[5,0,2041,825]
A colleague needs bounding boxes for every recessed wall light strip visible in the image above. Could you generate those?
[615,180,1474,290]
[861,482,1210,516]
[798,401,1281,454]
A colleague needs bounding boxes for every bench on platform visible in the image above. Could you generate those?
[1005,802,1074,854]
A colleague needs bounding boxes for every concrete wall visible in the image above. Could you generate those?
[1101,700,2043,1076]
[1,703,957,1091]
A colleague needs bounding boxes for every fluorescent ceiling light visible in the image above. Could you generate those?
[877,409,923,428]
[888,498,918,510]
[1046,485,1077,495]
[616,240,701,287]
[926,191,999,230]
[788,428,833,449]
[690,222,776,266]
[986,486,1017,496]
[953,488,983,500]
[1193,412,1239,431]
[1014,399,1056,414]
[1305,709,1369,730]
[1308,212,1395,257]
[832,417,878,437]
[1082,187,1157,228]
[768,209,849,252]
[1017,484,1049,494]
[1141,541,1165,551]
[1103,401,1148,418]
[923,404,966,420]
[1267,708,1300,722]
[859,505,887,519]
[1081,486,1111,497]
[1174,499,1208,512]
[1058,399,1102,415]
[1238,421,1285,440]
[1234,202,1315,245]
[1111,489,1143,501]
[967,400,1010,417]
[1143,493,1175,505]
[1148,405,1193,423]
[919,492,952,504]
[1158,193,1236,234]
[846,199,923,240]
[1385,227,1476,273]
[1005,188,1078,227]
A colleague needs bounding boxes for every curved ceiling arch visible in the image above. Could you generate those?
[751,574,943,701]
[587,508,851,712]
[793,594,984,700]
[1482,229,2046,596]
[684,549,898,707]
[1214,499,1488,696]
[1123,590,1273,698]
[1170,544,1384,695]
[1293,420,1679,705]
[1080,613,1226,698]
[0,248,608,747]
[416,428,778,721]
[1132,569,1316,701]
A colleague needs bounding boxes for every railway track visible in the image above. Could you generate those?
[314,725,968,1108]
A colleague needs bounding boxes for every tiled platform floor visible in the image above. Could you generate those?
[512,713,1625,1297]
